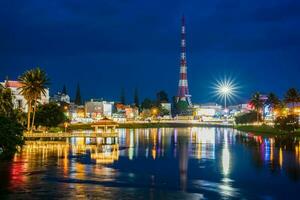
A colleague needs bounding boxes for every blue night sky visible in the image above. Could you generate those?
[0,0,300,105]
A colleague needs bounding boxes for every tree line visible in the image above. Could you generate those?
[0,67,67,159]
[236,87,300,132]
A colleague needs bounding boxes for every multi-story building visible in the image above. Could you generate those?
[193,103,222,121]
[1,80,49,112]
[85,99,114,118]
[50,92,70,104]
[114,103,139,120]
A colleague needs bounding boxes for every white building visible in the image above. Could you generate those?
[160,103,172,116]
[50,92,70,104]
[194,103,222,117]
[1,80,49,112]
[228,104,251,115]
[85,99,114,118]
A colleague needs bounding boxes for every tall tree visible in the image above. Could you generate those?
[284,88,300,113]
[0,85,14,117]
[120,87,126,105]
[18,68,49,131]
[75,83,82,105]
[175,100,189,115]
[141,98,154,110]
[266,92,281,110]
[35,102,67,128]
[134,88,139,108]
[156,90,169,104]
[62,84,67,95]
[250,92,264,123]
[0,116,23,159]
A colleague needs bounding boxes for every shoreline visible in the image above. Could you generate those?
[66,121,234,130]
[118,122,233,129]
[58,122,299,137]
[234,124,300,137]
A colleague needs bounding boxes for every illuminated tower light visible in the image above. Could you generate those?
[176,15,192,106]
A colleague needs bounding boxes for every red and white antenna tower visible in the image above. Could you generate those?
[176,15,192,105]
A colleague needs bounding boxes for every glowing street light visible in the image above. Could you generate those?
[213,77,238,111]
[219,85,232,110]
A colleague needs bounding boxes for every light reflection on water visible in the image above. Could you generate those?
[0,127,300,199]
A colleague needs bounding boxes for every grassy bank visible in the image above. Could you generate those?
[234,124,300,136]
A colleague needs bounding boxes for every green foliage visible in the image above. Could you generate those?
[0,86,14,117]
[0,116,24,159]
[141,98,154,109]
[274,115,299,132]
[284,88,300,104]
[235,124,287,135]
[18,67,49,98]
[156,90,169,104]
[250,92,263,111]
[159,108,170,116]
[235,111,261,124]
[140,109,152,119]
[35,102,67,128]
[49,127,63,133]
[75,83,82,105]
[13,109,27,125]
[18,67,49,131]
[175,100,189,114]
[266,92,281,109]
[250,92,264,122]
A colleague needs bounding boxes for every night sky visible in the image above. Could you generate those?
[1,0,300,105]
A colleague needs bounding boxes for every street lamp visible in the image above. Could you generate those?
[219,85,232,110]
[214,77,238,112]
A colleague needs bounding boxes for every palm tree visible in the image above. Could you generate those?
[266,93,280,109]
[250,92,263,123]
[284,88,300,114]
[18,68,49,131]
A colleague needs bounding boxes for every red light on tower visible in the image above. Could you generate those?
[176,15,192,106]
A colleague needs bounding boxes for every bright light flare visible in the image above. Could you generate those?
[213,76,239,108]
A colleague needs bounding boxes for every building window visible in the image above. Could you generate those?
[17,99,22,109]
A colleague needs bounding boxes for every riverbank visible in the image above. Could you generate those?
[234,124,300,136]
[66,121,233,130]
[118,122,232,129]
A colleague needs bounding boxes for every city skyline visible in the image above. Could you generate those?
[1,0,300,104]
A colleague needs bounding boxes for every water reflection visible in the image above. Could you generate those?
[23,141,119,165]
[235,133,300,180]
[1,128,300,199]
[222,129,230,176]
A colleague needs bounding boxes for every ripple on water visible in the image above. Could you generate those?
[192,179,240,198]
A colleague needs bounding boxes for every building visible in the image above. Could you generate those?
[193,103,222,121]
[50,92,70,104]
[1,80,49,112]
[228,104,252,115]
[161,103,172,117]
[85,99,114,119]
[114,103,139,120]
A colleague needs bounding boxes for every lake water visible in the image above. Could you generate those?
[1,127,300,199]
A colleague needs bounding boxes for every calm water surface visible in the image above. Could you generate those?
[1,127,300,199]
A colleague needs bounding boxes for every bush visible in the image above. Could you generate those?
[0,116,24,159]
[235,111,261,124]
[35,102,67,128]
[274,115,299,132]
[49,127,63,133]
